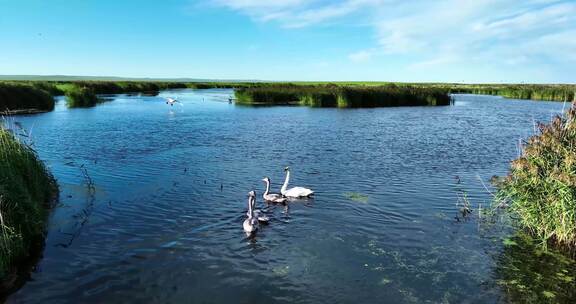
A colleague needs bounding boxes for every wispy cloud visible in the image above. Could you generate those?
[211,0,576,76]
[348,49,373,63]
[212,0,385,27]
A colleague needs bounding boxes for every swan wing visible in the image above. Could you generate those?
[255,210,270,223]
[264,193,281,200]
[243,218,255,232]
[285,187,314,198]
[264,193,286,203]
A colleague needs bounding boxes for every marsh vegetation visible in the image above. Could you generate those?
[1,79,574,112]
[450,84,575,102]
[0,124,57,289]
[0,83,55,113]
[235,84,452,107]
[496,101,576,251]
[495,231,576,303]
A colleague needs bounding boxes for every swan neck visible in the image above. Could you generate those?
[248,197,254,218]
[264,180,270,195]
[281,170,290,193]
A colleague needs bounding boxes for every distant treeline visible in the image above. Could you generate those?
[1,80,574,113]
[235,84,452,107]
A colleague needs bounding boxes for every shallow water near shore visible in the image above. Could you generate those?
[6,89,575,303]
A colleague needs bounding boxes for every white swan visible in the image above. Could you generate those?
[262,177,287,203]
[164,97,179,106]
[281,167,314,198]
[243,191,259,233]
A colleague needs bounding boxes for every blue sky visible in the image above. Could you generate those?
[0,0,574,83]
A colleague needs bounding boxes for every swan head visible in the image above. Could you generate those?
[261,177,270,183]
[284,166,290,172]
[248,190,256,197]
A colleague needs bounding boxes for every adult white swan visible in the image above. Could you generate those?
[262,177,287,203]
[243,191,259,233]
[281,167,314,198]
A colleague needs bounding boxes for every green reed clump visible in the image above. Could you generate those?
[235,84,451,108]
[299,91,338,107]
[188,82,262,89]
[61,81,188,96]
[497,102,576,249]
[0,83,55,113]
[65,86,100,108]
[450,84,575,102]
[336,85,451,107]
[0,126,57,278]
[29,82,64,96]
[67,81,156,94]
[235,85,302,105]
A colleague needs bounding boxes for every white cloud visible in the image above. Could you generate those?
[212,0,387,27]
[472,2,576,38]
[211,0,576,74]
[348,50,373,63]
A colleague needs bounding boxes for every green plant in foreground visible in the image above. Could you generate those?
[0,125,57,278]
[497,102,576,250]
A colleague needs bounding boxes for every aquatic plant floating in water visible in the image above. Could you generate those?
[344,192,369,203]
[272,265,290,276]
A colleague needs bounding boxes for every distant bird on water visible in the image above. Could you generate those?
[164,97,179,106]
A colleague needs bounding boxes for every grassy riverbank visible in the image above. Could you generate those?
[447,84,575,102]
[1,79,574,112]
[1,81,191,110]
[182,82,576,103]
[235,84,452,107]
[0,83,55,113]
[497,101,576,251]
[0,125,58,288]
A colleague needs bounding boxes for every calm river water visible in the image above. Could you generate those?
[6,90,575,303]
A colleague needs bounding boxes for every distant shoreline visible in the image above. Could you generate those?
[0,75,574,86]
